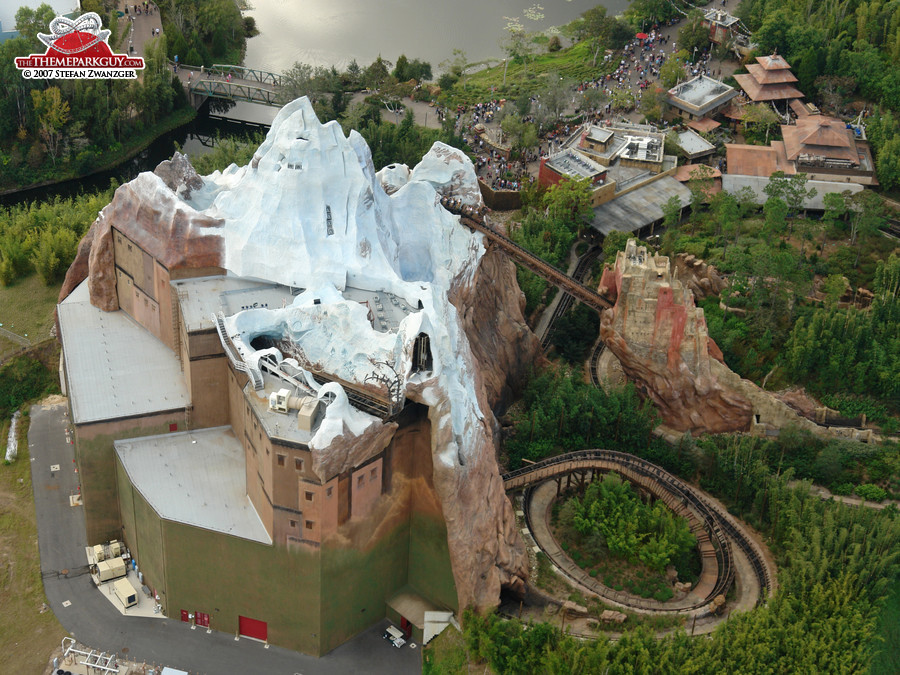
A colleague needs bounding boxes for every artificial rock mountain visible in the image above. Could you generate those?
[60,97,534,613]
[599,240,754,434]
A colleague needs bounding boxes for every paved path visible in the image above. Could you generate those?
[29,401,422,674]
[115,1,162,62]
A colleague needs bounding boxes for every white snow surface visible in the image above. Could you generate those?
[187,97,487,460]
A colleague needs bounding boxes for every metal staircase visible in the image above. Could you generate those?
[213,313,265,390]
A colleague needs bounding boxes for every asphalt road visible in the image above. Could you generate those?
[29,402,423,674]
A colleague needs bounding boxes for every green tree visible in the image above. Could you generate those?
[710,190,739,255]
[640,86,668,122]
[659,55,686,88]
[742,103,780,144]
[363,55,393,90]
[846,189,886,267]
[602,231,630,261]
[571,5,616,67]
[30,87,70,165]
[543,178,593,235]
[15,3,56,45]
[678,9,710,60]
[763,196,788,241]
[540,72,574,124]
[661,194,683,230]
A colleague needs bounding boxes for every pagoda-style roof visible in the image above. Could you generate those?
[782,116,859,164]
[756,54,792,70]
[734,53,804,102]
[746,63,797,84]
[733,73,803,102]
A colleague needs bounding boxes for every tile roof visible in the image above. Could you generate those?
[746,63,798,84]
[725,143,795,177]
[734,73,804,102]
[756,54,793,70]
[686,117,721,133]
[782,116,858,164]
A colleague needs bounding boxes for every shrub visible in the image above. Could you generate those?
[854,483,888,502]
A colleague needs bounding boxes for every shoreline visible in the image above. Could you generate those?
[1,106,197,200]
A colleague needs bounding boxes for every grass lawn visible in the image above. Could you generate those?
[0,411,66,674]
[0,276,62,361]
[449,40,612,105]
[423,625,469,675]
[869,577,900,674]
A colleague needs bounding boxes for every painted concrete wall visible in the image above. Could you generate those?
[162,521,324,655]
[75,412,185,544]
[319,523,411,654]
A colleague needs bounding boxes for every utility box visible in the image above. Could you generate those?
[96,557,126,582]
[269,388,292,413]
[296,397,322,431]
[92,540,124,563]
[114,577,138,608]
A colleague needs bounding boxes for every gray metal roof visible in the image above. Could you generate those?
[115,427,271,544]
[675,130,716,157]
[173,275,301,334]
[590,177,691,236]
[546,148,605,179]
[58,281,189,425]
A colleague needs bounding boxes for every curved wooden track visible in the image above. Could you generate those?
[503,449,774,611]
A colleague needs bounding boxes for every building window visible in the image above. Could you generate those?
[290,519,297,528]
[370,467,378,479]
[305,491,314,502]
[357,475,365,488]
[305,520,314,530]
[277,454,285,467]
[326,486,333,498]
[295,457,303,471]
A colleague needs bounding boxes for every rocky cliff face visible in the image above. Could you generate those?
[434,239,541,607]
[672,253,728,301]
[599,240,753,434]
[59,152,225,310]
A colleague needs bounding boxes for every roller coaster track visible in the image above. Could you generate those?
[503,449,773,611]
[442,200,614,314]
[589,340,605,387]
[540,246,603,350]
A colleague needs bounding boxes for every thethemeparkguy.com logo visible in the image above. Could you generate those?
[15,12,145,79]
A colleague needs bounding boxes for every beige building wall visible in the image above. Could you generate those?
[351,458,384,521]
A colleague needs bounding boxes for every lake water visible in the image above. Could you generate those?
[243,0,629,74]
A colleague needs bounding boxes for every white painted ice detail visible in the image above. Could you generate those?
[188,97,487,462]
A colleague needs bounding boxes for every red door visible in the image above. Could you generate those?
[196,612,210,628]
[238,615,267,641]
[180,609,189,623]
[401,616,411,638]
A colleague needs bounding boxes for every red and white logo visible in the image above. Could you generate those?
[15,12,145,79]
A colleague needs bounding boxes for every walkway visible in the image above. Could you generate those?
[115,1,161,62]
[29,400,421,674]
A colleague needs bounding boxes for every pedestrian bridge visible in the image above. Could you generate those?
[182,64,284,109]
